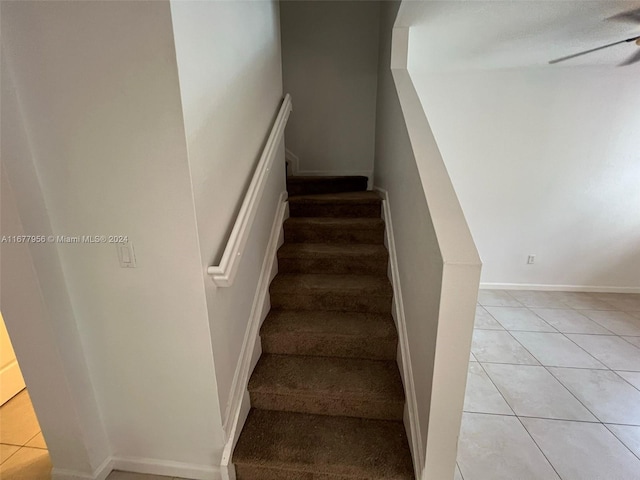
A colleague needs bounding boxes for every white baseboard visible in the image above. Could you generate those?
[219,191,288,476]
[111,457,220,480]
[480,283,640,294]
[51,456,112,480]
[53,453,220,480]
[375,187,424,478]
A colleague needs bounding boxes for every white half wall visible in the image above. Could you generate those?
[2,0,224,473]
[280,0,380,177]
[170,0,286,430]
[374,2,481,479]
[408,65,640,291]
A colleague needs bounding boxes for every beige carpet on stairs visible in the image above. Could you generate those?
[233,175,415,479]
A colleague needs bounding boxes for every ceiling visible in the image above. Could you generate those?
[399,1,640,71]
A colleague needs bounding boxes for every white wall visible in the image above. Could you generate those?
[170,0,286,428]
[2,53,112,477]
[280,0,380,177]
[1,167,110,477]
[409,65,640,291]
[2,1,224,475]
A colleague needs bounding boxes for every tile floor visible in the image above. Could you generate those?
[457,290,640,480]
[0,390,50,480]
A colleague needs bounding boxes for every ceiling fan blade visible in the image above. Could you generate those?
[549,35,640,64]
[607,8,640,24]
[620,48,640,66]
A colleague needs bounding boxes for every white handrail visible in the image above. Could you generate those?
[208,94,292,287]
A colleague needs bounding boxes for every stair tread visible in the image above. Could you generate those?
[270,273,392,295]
[287,175,368,183]
[288,191,381,203]
[278,243,388,259]
[234,409,414,479]
[261,310,396,338]
[285,217,384,228]
[249,354,404,401]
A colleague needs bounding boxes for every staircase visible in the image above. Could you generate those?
[233,176,415,479]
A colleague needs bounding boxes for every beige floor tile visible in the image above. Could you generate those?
[477,290,522,307]
[580,310,640,336]
[522,418,640,480]
[25,433,47,450]
[474,306,504,330]
[506,290,568,308]
[549,367,640,425]
[457,413,559,480]
[0,391,42,446]
[607,424,640,458]
[531,308,612,335]
[616,371,640,390]
[566,334,640,371]
[511,332,606,369]
[594,293,640,312]
[483,364,597,421]
[623,336,640,348]
[471,330,539,365]
[463,363,513,415]
[485,307,556,332]
[0,446,51,480]
[551,292,616,311]
[0,444,20,464]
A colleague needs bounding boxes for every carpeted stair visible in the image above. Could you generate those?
[233,176,415,479]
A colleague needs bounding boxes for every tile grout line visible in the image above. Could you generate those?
[496,306,631,430]
[462,407,640,428]
[470,305,566,479]
[471,293,640,477]
[516,305,640,469]
[603,423,640,464]
[470,357,567,479]
[513,414,565,480]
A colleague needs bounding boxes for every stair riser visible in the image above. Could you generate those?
[270,293,392,314]
[236,464,361,480]
[284,225,384,244]
[287,179,368,197]
[260,334,397,360]
[278,257,388,275]
[249,393,404,421]
[289,203,381,218]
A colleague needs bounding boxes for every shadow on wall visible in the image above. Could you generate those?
[170,0,284,266]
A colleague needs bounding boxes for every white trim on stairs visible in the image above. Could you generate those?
[219,191,289,479]
[375,187,424,479]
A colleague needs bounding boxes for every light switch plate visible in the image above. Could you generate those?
[118,242,136,268]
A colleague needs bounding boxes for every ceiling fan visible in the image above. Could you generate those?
[549,7,640,66]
